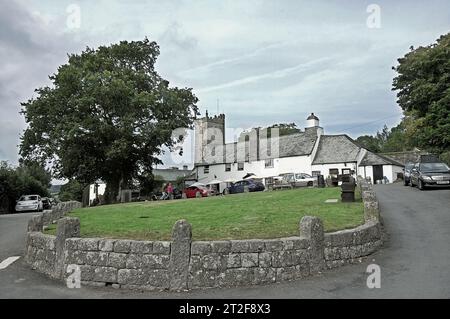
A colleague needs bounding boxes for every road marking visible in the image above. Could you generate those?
[0,256,21,270]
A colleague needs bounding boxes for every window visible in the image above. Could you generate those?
[342,168,351,175]
[312,171,321,177]
[329,168,339,176]
[284,173,294,182]
[204,165,209,174]
[238,162,244,171]
[265,158,274,168]
[225,163,231,172]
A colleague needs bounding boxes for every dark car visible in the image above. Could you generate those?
[228,179,265,194]
[410,161,450,190]
[172,188,183,199]
[403,162,415,186]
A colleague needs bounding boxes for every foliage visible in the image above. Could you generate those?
[356,122,414,153]
[20,38,198,202]
[263,123,302,138]
[355,135,382,153]
[392,33,450,155]
[58,179,85,202]
[136,173,164,196]
[0,161,50,213]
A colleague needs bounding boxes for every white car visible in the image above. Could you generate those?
[15,194,44,213]
[279,173,316,187]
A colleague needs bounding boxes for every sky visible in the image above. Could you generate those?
[1,0,449,172]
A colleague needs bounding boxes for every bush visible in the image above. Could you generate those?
[59,179,84,202]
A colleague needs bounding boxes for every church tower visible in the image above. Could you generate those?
[194,111,226,164]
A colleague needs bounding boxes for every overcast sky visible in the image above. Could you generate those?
[1,0,449,169]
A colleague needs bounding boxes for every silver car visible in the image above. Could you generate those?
[15,194,44,213]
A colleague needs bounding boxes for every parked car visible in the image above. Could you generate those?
[15,194,44,213]
[41,197,52,210]
[227,179,265,194]
[284,173,316,187]
[273,173,315,189]
[183,185,214,198]
[403,162,415,186]
[410,161,450,190]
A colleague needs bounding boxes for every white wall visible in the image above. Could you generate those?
[89,183,106,204]
[196,154,313,190]
[357,165,403,184]
[311,162,357,178]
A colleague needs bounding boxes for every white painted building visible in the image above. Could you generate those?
[88,182,106,206]
[193,112,403,191]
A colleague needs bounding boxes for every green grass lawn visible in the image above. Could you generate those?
[45,187,363,241]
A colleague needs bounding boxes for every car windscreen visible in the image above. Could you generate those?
[419,162,450,172]
[20,195,38,201]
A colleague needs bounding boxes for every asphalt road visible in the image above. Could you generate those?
[1,183,449,298]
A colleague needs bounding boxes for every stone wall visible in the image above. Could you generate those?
[26,232,57,277]
[25,180,383,290]
[64,238,171,289]
[27,201,82,233]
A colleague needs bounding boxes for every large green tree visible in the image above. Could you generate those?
[392,33,450,154]
[20,38,198,202]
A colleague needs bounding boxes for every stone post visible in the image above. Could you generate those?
[169,219,192,291]
[55,217,80,279]
[299,216,325,273]
[364,200,380,222]
[362,190,377,202]
[27,215,43,232]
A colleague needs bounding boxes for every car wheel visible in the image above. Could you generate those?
[307,181,313,187]
[418,179,425,190]
[195,191,202,198]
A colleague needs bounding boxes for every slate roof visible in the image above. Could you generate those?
[199,131,318,165]
[153,168,193,181]
[359,151,404,167]
[312,135,361,164]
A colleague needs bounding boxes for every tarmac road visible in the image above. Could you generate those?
[1,183,449,298]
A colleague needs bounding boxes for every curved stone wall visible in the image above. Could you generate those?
[25,179,382,290]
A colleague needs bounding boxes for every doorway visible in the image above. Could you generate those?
[373,165,384,183]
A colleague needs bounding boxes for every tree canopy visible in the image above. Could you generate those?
[392,33,450,154]
[20,38,198,201]
[357,32,449,162]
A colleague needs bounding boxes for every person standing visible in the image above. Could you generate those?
[167,182,173,200]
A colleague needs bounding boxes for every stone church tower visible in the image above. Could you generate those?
[194,111,226,164]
